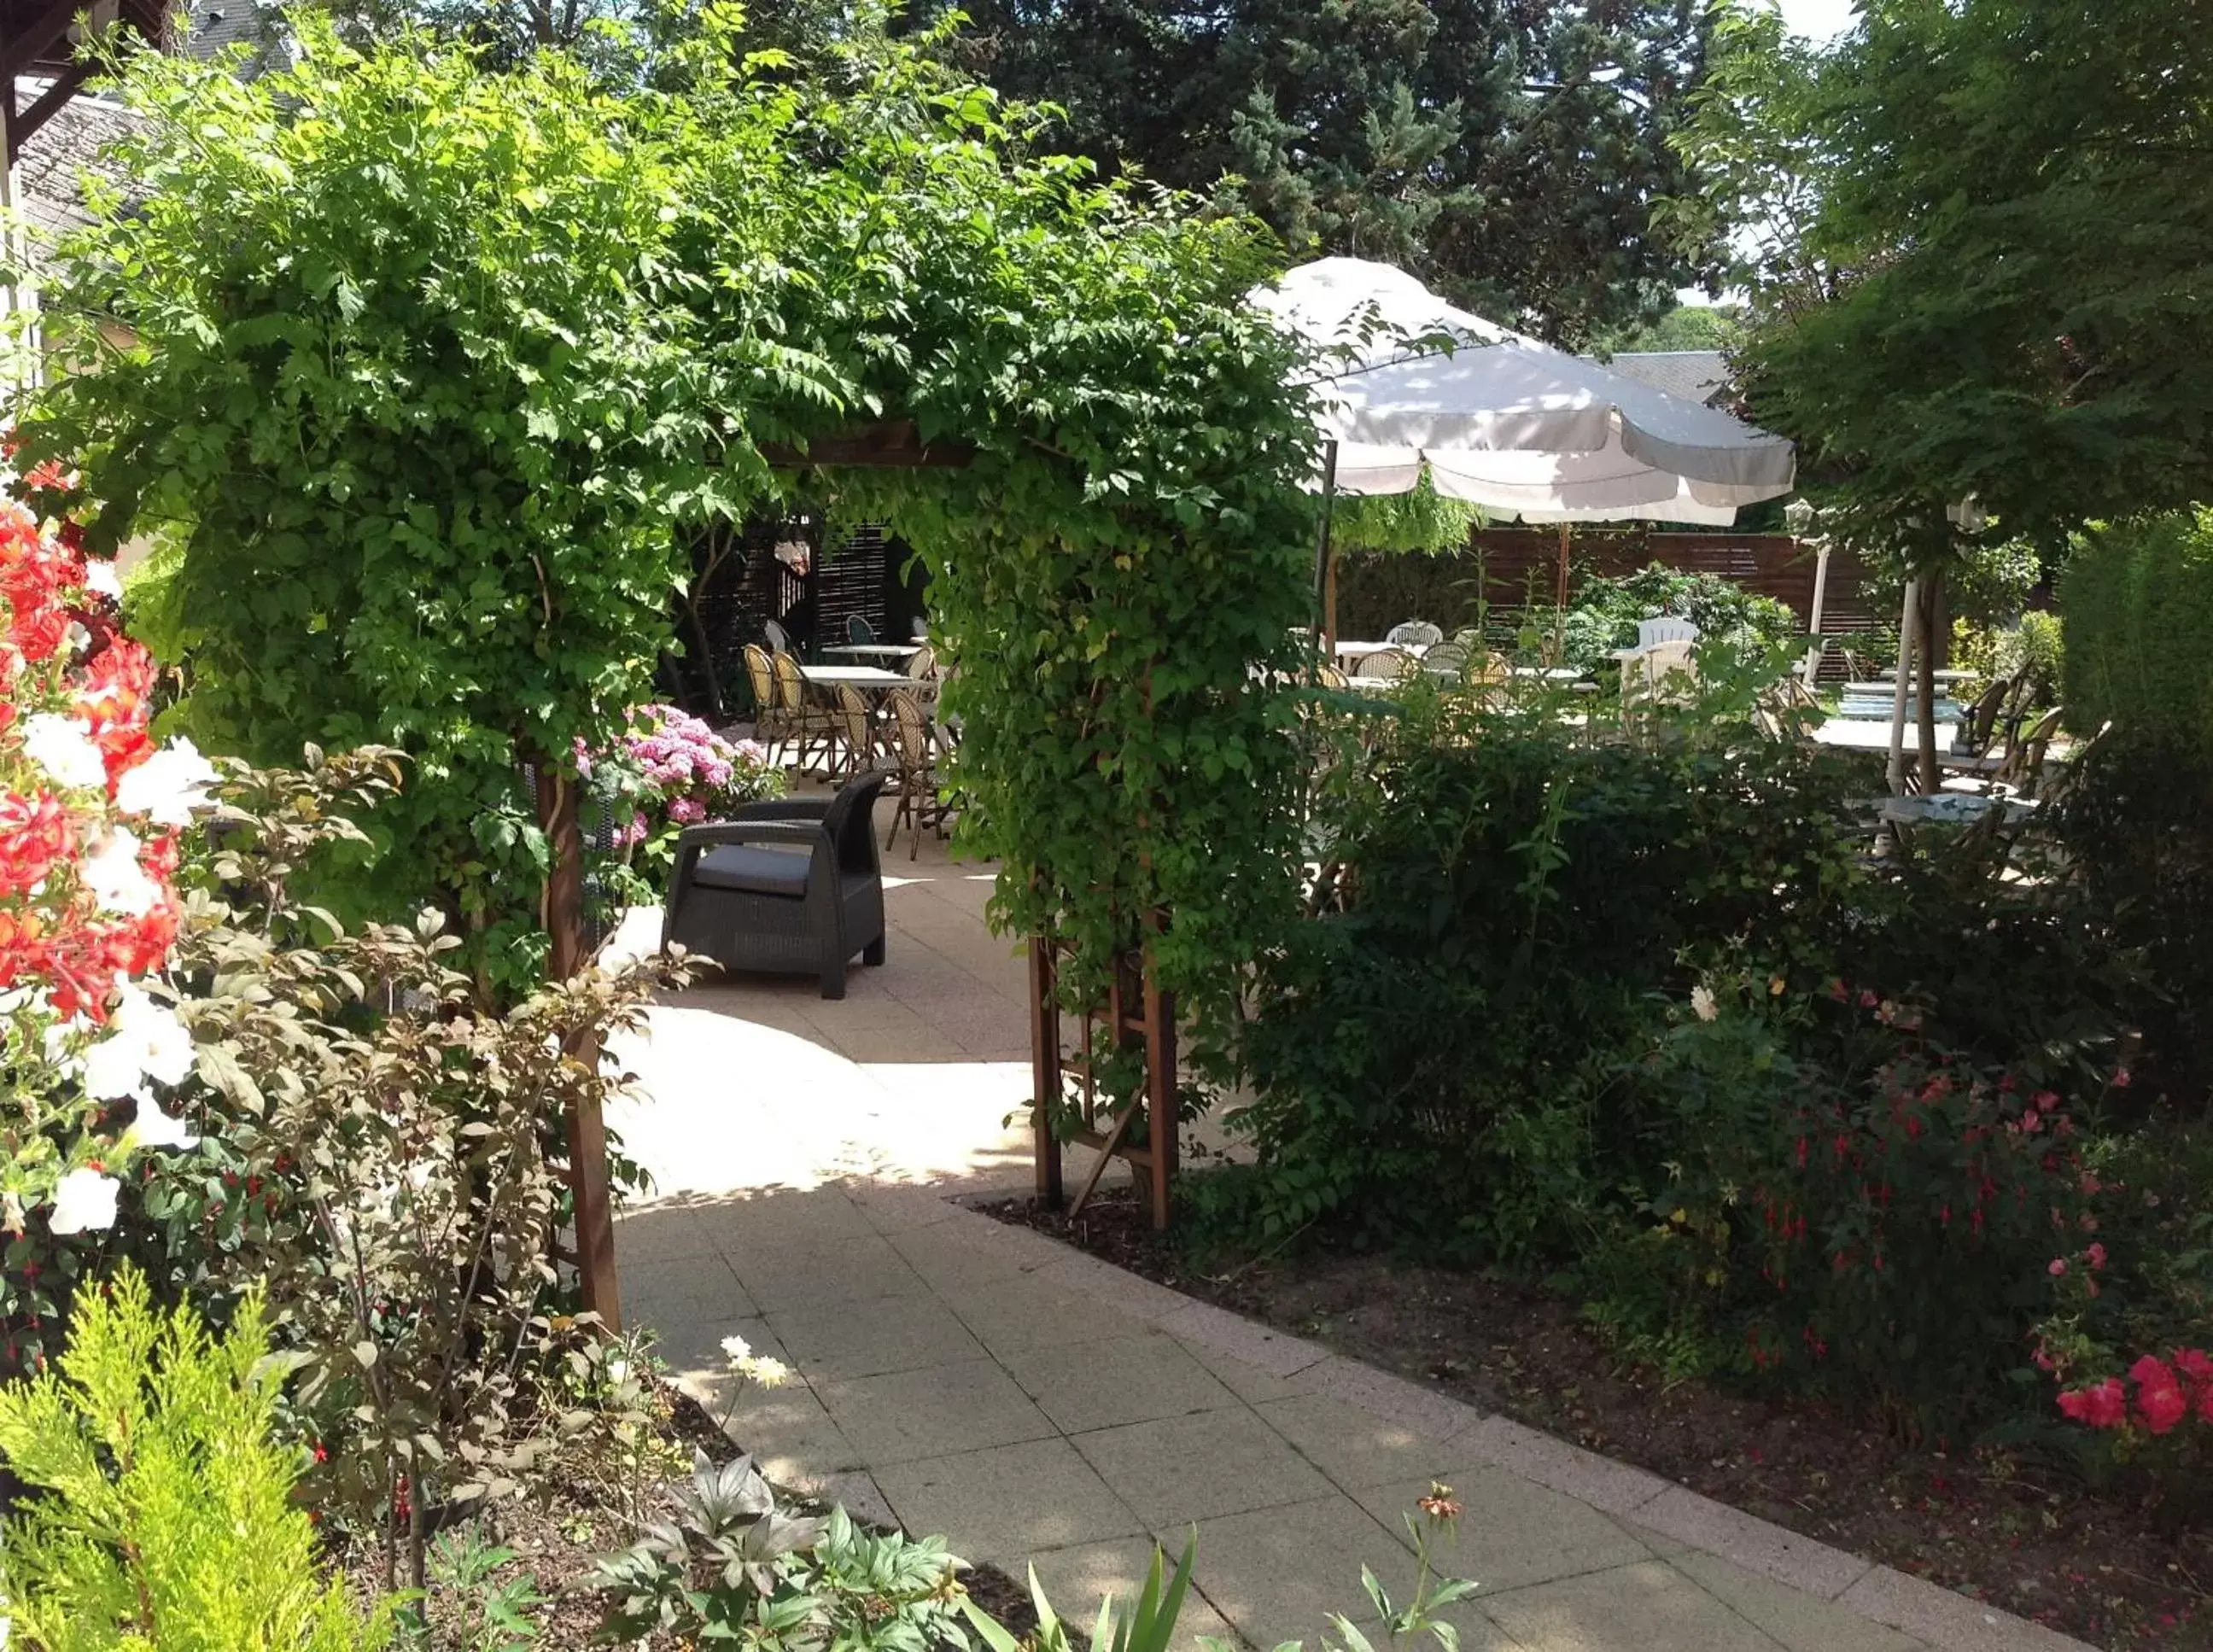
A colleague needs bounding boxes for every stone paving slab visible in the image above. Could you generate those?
[603,809,2089,1652]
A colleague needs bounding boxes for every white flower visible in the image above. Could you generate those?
[80,826,161,918]
[48,1167,120,1235]
[127,1095,199,1152]
[81,985,196,1100]
[719,1334,752,1363]
[21,712,105,790]
[1690,984,1718,1023]
[605,1357,630,1385]
[83,558,123,600]
[115,738,219,826]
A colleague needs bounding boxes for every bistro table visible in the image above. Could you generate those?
[1334,639,1429,663]
[799,663,923,691]
[821,644,924,665]
[1877,792,2040,826]
[1512,666,1585,683]
[1845,668,1978,692]
[1811,718,1962,752]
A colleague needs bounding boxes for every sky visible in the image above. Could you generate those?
[1775,0,1859,44]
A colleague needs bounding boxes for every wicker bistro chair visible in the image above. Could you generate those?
[662,770,892,999]
[884,690,949,859]
[771,651,838,776]
[1354,646,1416,680]
[832,685,877,780]
[1386,620,1444,648]
[742,645,783,744]
[847,614,877,645]
[1420,640,1469,681]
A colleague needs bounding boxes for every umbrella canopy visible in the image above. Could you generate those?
[1256,258,1796,524]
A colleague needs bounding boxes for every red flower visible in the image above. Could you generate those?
[2136,1376,2188,1435]
[2085,1241,2106,1270]
[2057,1378,2127,1429]
[0,789,72,897]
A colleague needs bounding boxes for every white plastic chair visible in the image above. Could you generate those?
[1636,616,1700,650]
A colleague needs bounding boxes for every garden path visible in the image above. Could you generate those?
[600,803,2087,1652]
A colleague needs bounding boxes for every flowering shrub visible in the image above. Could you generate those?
[2029,1122,2213,1511]
[584,703,782,896]
[1591,980,2102,1422]
[0,487,216,1264]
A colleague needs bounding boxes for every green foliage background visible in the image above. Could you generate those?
[23,17,1318,1048]
[2060,511,2213,765]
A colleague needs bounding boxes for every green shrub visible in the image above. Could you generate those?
[2060,509,2213,763]
[0,1266,400,1651]
[1556,563,1801,674]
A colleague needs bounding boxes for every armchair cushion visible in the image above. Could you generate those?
[692,844,813,898]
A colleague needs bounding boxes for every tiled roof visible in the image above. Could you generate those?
[12,87,137,276]
[177,0,284,70]
[12,3,285,281]
[1605,350,1731,406]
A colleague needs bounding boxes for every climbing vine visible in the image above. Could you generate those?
[20,12,1321,1076]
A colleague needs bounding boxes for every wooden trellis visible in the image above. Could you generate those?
[1029,931,1178,1229]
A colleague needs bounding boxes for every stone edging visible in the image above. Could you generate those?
[927,1196,2095,1652]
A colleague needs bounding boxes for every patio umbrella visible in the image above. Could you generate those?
[1253,258,1798,633]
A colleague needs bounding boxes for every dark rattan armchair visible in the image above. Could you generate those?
[661,770,890,999]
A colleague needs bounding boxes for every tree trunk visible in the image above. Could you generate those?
[1917,571,1942,794]
[531,757,622,1332]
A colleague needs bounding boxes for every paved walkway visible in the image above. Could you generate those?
[604,803,2087,1652]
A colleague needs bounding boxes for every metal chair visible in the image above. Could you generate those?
[763,617,791,656]
[847,614,877,645]
[1955,674,2015,756]
[662,769,891,999]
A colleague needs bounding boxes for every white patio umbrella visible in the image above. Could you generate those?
[1252,258,1798,633]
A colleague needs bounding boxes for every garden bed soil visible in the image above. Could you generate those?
[986,1188,2211,1652]
[340,1382,1040,1649]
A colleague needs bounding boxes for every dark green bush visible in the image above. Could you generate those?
[1236,677,1870,1262]
[1236,667,2138,1421]
[2059,509,2213,765]
[1591,987,2102,1425]
[2052,729,2213,1100]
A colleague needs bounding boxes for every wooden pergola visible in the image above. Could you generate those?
[1,0,167,164]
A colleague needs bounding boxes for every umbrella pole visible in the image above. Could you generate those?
[1312,439,1340,678]
[1885,577,1918,796]
[1803,539,1831,683]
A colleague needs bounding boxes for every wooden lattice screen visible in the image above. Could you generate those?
[1029,934,1178,1229]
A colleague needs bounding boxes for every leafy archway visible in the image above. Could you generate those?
[19,13,1322,1270]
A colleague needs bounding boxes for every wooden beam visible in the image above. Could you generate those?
[758,419,976,470]
[1030,937,1065,1207]
[534,760,622,1332]
[0,0,84,80]
[8,55,86,162]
